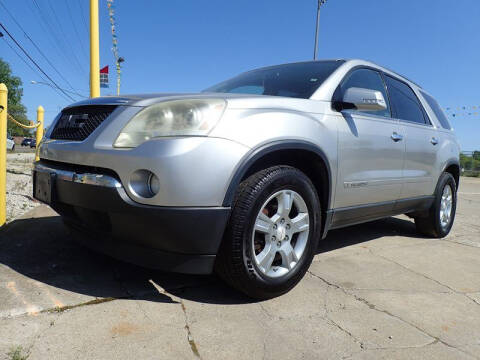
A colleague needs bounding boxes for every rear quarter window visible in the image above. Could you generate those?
[420,91,452,130]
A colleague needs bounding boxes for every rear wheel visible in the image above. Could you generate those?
[215,166,321,299]
[414,172,457,238]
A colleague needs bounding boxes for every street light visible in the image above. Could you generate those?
[30,81,87,99]
[313,0,327,60]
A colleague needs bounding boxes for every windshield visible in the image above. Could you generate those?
[204,60,344,99]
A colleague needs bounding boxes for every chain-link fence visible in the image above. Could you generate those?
[460,151,480,177]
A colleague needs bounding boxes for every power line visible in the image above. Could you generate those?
[31,81,87,98]
[2,37,72,102]
[3,38,35,74]
[77,0,89,34]
[26,0,80,77]
[0,22,76,102]
[45,0,88,75]
[30,0,86,77]
[65,0,88,59]
[0,0,82,96]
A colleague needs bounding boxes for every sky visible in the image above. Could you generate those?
[0,0,479,150]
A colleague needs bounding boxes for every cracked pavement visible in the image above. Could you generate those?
[0,177,479,359]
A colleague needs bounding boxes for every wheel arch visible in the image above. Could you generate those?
[442,160,460,190]
[223,140,333,230]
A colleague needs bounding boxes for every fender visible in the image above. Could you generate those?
[222,140,333,209]
[440,158,460,189]
[441,159,460,171]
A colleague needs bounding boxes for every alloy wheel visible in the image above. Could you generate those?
[251,189,310,278]
[440,184,453,229]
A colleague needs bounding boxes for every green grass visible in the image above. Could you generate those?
[7,346,29,360]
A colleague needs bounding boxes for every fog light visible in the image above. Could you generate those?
[129,170,159,198]
[148,173,160,195]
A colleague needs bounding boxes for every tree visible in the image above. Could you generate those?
[0,58,32,136]
[460,153,470,170]
[460,151,480,177]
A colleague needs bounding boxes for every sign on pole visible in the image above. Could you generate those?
[100,65,109,88]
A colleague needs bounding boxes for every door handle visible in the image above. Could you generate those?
[391,132,403,142]
[430,137,439,145]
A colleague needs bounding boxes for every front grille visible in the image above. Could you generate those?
[50,105,117,141]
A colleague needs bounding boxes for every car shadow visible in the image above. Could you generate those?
[0,213,421,306]
[316,216,419,254]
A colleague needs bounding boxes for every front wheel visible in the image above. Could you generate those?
[415,172,457,238]
[215,166,321,299]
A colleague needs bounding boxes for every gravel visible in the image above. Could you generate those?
[6,152,39,222]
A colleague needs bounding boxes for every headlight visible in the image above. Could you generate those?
[114,99,226,148]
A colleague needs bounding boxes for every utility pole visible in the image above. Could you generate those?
[117,72,120,96]
[313,0,327,60]
[116,57,124,96]
[90,0,100,98]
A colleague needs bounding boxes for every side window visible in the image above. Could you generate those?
[337,68,391,118]
[384,75,427,125]
[420,91,452,130]
[228,85,264,95]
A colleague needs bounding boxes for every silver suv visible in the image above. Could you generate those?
[34,59,460,299]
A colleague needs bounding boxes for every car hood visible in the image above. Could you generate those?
[65,92,329,114]
[64,93,269,108]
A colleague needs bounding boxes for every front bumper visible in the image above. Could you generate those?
[34,161,231,274]
[39,129,250,207]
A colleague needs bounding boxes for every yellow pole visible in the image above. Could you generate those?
[90,0,100,98]
[0,84,7,226]
[35,106,44,162]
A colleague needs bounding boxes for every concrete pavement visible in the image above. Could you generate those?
[0,178,479,359]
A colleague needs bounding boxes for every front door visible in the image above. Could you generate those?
[334,68,405,209]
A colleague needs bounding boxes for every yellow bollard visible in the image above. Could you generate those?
[0,84,7,226]
[35,106,44,162]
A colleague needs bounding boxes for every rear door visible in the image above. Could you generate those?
[383,75,437,199]
[334,68,405,209]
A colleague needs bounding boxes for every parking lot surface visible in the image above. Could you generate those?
[0,178,479,360]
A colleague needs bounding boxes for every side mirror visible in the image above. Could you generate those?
[339,87,387,112]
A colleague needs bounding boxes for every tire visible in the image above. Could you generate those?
[215,166,321,299]
[414,172,457,238]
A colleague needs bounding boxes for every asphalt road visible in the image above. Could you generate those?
[0,178,479,359]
